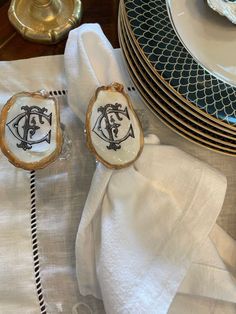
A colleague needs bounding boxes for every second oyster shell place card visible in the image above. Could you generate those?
[86,83,144,169]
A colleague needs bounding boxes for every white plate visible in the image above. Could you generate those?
[167,0,236,86]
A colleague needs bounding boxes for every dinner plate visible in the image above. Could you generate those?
[120,10,236,146]
[119,39,236,155]
[167,0,236,87]
[119,16,236,151]
[122,0,236,128]
[120,4,236,141]
[118,13,236,154]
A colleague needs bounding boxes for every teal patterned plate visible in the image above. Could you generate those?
[118,12,236,153]
[123,0,236,128]
[119,11,236,147]
[120,6,236,140]
[118,22,236,155]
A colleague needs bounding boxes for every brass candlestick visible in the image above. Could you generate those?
[8,0,82,44]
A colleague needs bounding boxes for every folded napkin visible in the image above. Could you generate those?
[65,24,234,313]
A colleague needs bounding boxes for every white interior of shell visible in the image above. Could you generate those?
[88,88,143,168]
[207,0,236,24]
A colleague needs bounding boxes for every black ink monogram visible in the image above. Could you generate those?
[7,105,52,151]
[93,103,135,151]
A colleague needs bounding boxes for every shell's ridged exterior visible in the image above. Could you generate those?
[207,0,236,24]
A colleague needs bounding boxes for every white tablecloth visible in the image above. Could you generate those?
[0,51,235,313]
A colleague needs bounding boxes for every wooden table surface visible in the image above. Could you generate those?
[0,0,120,61]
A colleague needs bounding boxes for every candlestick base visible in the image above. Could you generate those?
[8,0,82,44]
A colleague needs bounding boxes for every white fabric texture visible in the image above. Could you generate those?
[0,55,67,314]
[64,24,124,122]
[64,24,236,314]
[0,162,39,314]
[0,24,235,314]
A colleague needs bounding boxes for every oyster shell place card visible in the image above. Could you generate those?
[0,91,62,170]
[207,0,236,24]
[86,83,144,169]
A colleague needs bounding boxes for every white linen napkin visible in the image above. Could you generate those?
[64,24,124,123]
[64,24,235,314]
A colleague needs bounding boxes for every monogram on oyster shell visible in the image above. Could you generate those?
[7,105,52,151]
[92,102,135,151]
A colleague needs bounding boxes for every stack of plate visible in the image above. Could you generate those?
[118,0,236,155]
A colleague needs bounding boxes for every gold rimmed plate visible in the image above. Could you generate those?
[120,2,236,141]
[121,0,236,131]
[123,55,236,155]
[118,13,236,155]
[119,10,236,150]
[120,7,236,142]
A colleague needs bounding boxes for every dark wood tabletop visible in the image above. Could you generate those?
[0,0,120,61]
